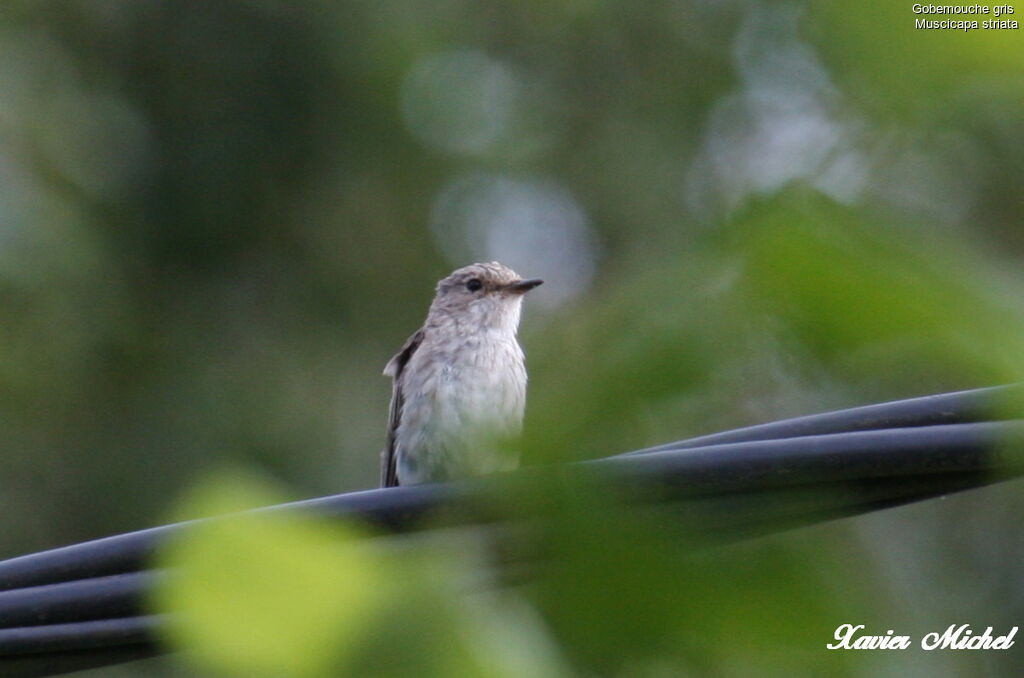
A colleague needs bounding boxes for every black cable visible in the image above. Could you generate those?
[0,617,160,678]
[622,384,1017,455]
[3,385,1011,592]
[0,573,154,630]
[599,421,1024,496]
[0,470,1013,677]
[0,616,160,655]
[1,387,1021,677]
[2,417,1021,595]
[0,421,1021,632]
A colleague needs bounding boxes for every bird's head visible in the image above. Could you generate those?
[429,261,543,332]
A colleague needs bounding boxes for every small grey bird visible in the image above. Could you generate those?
[381,262,543,487]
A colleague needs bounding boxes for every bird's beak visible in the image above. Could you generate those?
[506,278,544,294]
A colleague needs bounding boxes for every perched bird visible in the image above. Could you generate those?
[381,262,543,487]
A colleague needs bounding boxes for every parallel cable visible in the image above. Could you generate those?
[0,387,1020,677]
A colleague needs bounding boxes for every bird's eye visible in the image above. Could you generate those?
[466,278,483,292]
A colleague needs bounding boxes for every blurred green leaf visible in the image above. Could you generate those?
[152,472,569,678]
[812,0,1024,116]
[152,473,389,678]
[731,193,1024,389]
[526,479,880,678]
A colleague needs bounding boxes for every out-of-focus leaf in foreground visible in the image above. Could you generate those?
[811,0,1024,117]
[732,193,1024,409]
[151,474,384,677]
[151,472,568,678]
[524,481,879,677]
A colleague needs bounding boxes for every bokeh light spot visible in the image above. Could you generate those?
[431,173,598,308]
[400,49,520,157]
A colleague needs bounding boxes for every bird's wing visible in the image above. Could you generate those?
[381,329,425,487]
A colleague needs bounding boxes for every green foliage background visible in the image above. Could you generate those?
[0,1,1022,676]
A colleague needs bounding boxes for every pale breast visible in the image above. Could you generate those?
[395,332,527,483]
[437,335,527,431]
